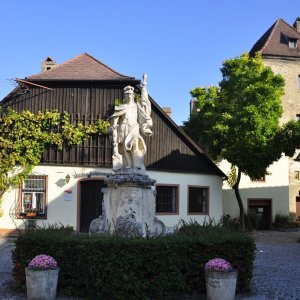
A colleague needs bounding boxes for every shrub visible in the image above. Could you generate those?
[272,213,299,229]
[219,214,240,231]
[12,226,255,298]
[290,221,300,228]
[245,210,262,231]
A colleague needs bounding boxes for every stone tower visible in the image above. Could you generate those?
[250,17,300,218]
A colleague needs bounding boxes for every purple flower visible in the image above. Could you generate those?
[205,258,233,272]
[28,254,58,271]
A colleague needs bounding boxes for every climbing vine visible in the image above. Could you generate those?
[0,108,110,216]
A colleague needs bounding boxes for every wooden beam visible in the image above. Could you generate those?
[15,79,54,90]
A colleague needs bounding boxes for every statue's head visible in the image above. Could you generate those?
[124,86,135,103]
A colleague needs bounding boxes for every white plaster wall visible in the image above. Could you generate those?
[222,186,289,220]
[0,165,223,232]
[0,165,111,232]
[148,170,223,229]
[219,155,289,190]
[219,155,290,220]
[288,151,300,215]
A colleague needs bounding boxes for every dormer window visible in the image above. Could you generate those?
[289,38,297,48]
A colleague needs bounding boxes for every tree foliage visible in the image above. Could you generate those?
[185,53,285,179]
[184,53,286,229]
[275,120,300,157]
[0,108,110,202]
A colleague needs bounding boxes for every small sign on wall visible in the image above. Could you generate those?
[64,190,72,201]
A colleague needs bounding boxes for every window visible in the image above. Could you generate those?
[156,185,178,214]
[251,176,265,182]
[298,76,300,90]
[19,176,47,218]
[289,39,297,48]
[297,114,300,122]
[188,186,209,214]
[295,171,300,180]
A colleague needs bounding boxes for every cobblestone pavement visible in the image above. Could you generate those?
[240,230,300,300]
[0,237,26,300]
[0,231,299,299]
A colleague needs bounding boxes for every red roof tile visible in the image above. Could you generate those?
[26,53,135,81]
[250,18,300,58]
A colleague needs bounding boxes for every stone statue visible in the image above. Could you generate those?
[90,74,166,237]
[109,74,152,173]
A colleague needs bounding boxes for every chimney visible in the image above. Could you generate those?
[190,98,199,114]
[41,56,57,73]
[162,107,172,118]
[293,17,300,33]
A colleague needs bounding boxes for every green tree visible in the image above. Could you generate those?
[0,108,109,215]
[275,120,300,156]
[184,53,285,230]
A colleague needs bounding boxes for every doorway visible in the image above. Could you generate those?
[248,199,272,230]
[296,196,300,220]
[79,179,105,232]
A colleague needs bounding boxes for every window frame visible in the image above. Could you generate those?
[18,175,48,219]
[187,185,209,215]
[155,184,179,215]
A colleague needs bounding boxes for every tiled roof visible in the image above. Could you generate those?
[250,18,300,58]
[26,53,136,81]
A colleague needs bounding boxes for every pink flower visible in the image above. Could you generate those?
[205,258,233,272]
[28,254,57,271]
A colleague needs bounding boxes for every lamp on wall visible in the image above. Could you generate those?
[65,174,71,184]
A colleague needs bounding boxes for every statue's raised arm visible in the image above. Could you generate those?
[138,73,153,136]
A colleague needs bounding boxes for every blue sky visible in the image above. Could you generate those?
[0,0,299,124]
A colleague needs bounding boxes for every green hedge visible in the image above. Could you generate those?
[12,229,255,299]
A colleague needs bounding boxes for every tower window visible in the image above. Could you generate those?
[289,39,297,48]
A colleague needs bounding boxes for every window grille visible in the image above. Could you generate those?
[188,187,208,214]
[20,176,47,217]
[156,185,178,213]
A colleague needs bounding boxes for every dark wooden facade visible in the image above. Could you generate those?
[1,78,224,177]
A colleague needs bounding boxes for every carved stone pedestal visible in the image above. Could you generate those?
[89,173,165,237]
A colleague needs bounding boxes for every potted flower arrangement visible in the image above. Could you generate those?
[25,254,59,300]
[205,258,238,300]
[26,208,39,218]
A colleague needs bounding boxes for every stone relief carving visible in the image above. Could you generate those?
[114,190,142,236]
